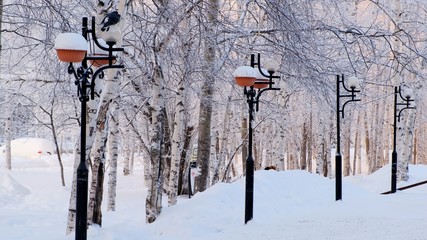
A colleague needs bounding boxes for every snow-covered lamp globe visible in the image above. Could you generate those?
[347,76,361,89]
[263,58,280,73]
[233,66,257,87]
[54,33,87,63]
[401,86,413,100]
[253,68,269,89]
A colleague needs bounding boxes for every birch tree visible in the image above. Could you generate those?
[107,96,120,211]
[168,80,184,206]
[194,0,219,193]
[87,0,128,227]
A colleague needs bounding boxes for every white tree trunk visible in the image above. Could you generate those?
[87,19,124,226]
[146,74,165,223]
[87,92,112,226]
[65,141,80,235]
[194,0,218,193]
[4,116,11,170]
[276,127,285,171]
[123,127,131,175]
[398,110,416,181]
[212,95,231,184]
[107,96,120,211]
[167,84,184,207]
[343,114,352,176]
[315,118,325,176]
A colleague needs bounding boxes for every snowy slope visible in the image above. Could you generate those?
[0,155,426,240]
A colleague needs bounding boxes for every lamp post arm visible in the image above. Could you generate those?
[397,106,416,122]
[340,98,361,118]
[255,87,281,112]
[90,64,124,99]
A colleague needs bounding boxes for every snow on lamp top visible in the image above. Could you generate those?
[347,76,361,89]
[233,66,257,87]
[401,86,413,99]
[54,33,87,51]
[54,33,87,63]
[233,66,257,78]
[263,59,280,73]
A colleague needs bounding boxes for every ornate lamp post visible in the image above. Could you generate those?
[233,53,280,224]
[391,86,415,193]
[336,74,361,201]
[55,17,124,240]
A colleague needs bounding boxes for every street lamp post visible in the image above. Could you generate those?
[233,53,280,224]
[55,17,124,240]
[391,86,415,193]
[336,74,361,201]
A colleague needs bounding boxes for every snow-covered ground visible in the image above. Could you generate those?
[0,154,426,240]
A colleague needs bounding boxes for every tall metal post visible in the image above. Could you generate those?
[238,53,280,224]
[75,17,89,240]
[335,75,342,201]
[75,73,89,240]
[335,74,361,201]
[391,87,398,193]
[58,16,124,240]
[244,88,255,224]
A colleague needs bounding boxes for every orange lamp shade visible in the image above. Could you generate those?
[253,80,269,89]
[56,49,87,63]
[54,33,88,63]
[233,66,257,87]
[88,54,116,67]
[235,76,256,87]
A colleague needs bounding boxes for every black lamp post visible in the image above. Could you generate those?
[55,17,124,240]
[391,86,415,193]
[234,53,280,224]
[336,74,361,201]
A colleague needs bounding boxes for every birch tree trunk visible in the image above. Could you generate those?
[276,128,285,171]
[343,114,352,176]
[212,95,232,184]
[307,112,313,173]
[168,79,184,207]
[107,96,120,211]
[87,96,111,226]
[315,118,325,176]
[300,122,308,171]
[4,116,11,170]
[194,0,218,193]
[1,4,10,170]
[363,110,371,174]
[145,61,165,223]
[87,0,127,225]
[398,111,416,181]
[123,128,131,175]
[354,113,362,175]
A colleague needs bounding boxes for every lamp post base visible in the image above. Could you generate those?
[335,154,342,201]
[75,162,88,240]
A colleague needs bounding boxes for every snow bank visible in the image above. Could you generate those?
[0,174,30,205]
[0,157,426,240]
